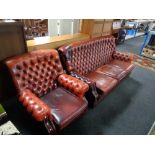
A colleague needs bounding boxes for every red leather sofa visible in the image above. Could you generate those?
[5,49,89,134]
[58,36,134,106]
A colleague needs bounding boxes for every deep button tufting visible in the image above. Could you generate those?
[23,69,28,75]
[29,66,33,71]
[44,56,48,61]
[47,66,52,71]
[42,63,46,68]
[7,49,64,97]
[19,89,51,121]
[32,83,37,87]
[68,37,116,75]
[34,76,38,81]
[29,60,34,66]
[29,73,33,79]
[23,61,28,68]
[113,51,133,62]
[55,58,59,64]
[36,64,40,70]
[35,71,39,76]
[41,68,45,74]
[16,64,22,70]
[22,76,26,81]
[58,74,89,98]
[16,73,20,78]
[46,72,50,77]
[21,83,26,87]
[37,59,41,64]
[50,55,53,60]
[39,56,44,62]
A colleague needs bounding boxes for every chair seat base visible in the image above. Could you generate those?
[41,87,88,130]
[95,60,134,81]
[86,72,118,95]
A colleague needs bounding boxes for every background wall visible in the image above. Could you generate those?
[48,19,80,37]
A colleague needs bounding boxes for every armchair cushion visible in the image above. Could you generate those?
[95,64,126,81]
[58,74,89,98]
[109,59,134,73]
[19,89,51,122]
[41,87,88,129]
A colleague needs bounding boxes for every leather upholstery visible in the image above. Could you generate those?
[58,73,89,98]
[70,71,99,105]
[19,89,51,122]
[41,87,87,129]
[70,71,96,85]
[95,64,126,80]
[70,37,115,75]
[5,49,88,134]
[59,35,134,105]
[5,49,63,97]
[113,51,134,62]
[96,52,134,81]
[59,36,116,75]
[86,72,118,95]
[110,59,135,73]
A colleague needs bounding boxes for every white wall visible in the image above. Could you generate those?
[48,19,80,37]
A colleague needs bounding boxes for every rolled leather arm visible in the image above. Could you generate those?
[19,89,51,122]
[70,71,99,100]
[113,51,134,62]
[58,73,89,98]
[70,71,95,85]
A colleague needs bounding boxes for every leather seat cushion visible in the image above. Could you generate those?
[109,59,134,73]
[86,72,118,95]
[95,63,128,81]
[41,87,87,129]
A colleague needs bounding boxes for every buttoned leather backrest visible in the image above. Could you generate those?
[5,49,63,97]
[59,36,116,75]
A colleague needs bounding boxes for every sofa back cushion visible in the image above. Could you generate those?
[5,49,63,97]
[60,36,116,75]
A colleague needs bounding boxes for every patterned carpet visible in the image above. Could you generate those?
[117,35,155,73]
[133,54,155,73]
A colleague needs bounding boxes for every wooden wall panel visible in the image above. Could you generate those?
[81,19,113,38]
[103,22,112,32]
[93,24,103,34]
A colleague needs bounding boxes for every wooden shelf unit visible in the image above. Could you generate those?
[81,19,113,38]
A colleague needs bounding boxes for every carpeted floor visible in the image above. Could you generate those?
[116,35,145,55]
[133,54,155,72]
[117,35,155,73]
[61,67,155,135]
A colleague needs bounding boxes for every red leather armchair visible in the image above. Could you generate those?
[58,36,134,106]
[5,49,89,134]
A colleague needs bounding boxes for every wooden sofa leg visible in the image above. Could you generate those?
[44,116,57,135]
[87,85,100,107]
